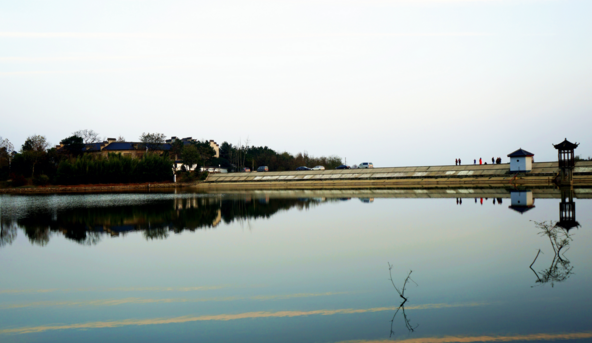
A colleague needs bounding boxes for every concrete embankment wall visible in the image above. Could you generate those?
[202,161,592,189]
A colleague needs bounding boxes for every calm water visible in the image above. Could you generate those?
[0,191,591,343]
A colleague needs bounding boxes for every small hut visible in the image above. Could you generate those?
[507,148,534,173]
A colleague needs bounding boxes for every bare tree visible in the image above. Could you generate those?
[243,138,250,170]
[72,129,101,144]
[21,135,49,178]
[139,132,166,151]
[0,137,14,154]
[117,136,126,142]
[0,137,14,170]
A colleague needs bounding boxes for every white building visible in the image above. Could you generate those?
[209,140,220,158]
[507,148,534,172]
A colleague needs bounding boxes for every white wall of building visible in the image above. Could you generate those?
[510,156,532,172]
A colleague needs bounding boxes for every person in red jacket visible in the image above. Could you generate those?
[479,158,482,165]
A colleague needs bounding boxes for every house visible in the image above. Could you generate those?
[507,148,534,172]
[57,136,219,161]
[57,138,172,158]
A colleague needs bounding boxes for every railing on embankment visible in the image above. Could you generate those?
[202,161,592,189]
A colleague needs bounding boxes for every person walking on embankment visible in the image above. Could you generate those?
[459,158,461,165]
[455,159,458,166]
[479,158,482,165]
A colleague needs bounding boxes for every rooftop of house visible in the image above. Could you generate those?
[507,148,534,158]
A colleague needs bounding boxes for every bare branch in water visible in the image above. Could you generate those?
[388,263,419,337]
[388,263,416,301]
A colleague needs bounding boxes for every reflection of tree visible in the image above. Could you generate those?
[0,220,17,247]
[144,227,169,240]
[530,221,574,287]
[387,263,418,337]
[5,197,326,246]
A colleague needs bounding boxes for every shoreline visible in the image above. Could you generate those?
[0,181,196,194]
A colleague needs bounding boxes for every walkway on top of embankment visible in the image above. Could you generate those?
[202,161,592,189]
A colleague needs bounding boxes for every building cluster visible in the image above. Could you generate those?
[56,136,220,159]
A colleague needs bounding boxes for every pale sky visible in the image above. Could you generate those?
[1,0,591,166]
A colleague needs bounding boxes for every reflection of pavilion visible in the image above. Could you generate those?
[509,190,535,214]
[556,187,580,231]
[507,186,582,231]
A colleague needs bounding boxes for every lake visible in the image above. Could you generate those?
[0,190,591,343]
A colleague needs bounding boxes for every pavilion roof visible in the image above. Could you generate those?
[553,138,579,150]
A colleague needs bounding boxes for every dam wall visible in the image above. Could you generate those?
[202,161,592,189]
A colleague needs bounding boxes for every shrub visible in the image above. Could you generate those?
[199,171,209,181]
[10,173,27,187]
[33,174,50,186]
[56,153,173,185]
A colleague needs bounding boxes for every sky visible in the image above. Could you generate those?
[1,0,591,167]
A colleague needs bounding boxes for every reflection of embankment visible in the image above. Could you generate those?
[208,187,592,200]
[1,197,326,246]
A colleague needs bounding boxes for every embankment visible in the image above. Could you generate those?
[201,161,592,190]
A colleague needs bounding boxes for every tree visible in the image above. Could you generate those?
[181,145,201,171]
[0,137,14,155]
[194,140,216,164]
[170,140,184,160]
[72,129,101,144]
[60,135,84,156]
[21,135,49,178]
[117,136,125,142]
[139,132,166,151]
[0,137,14,175]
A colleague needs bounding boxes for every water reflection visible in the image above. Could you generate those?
[530,221,574,287]
[388,264,418,337]
[1,196,332,246]
[0,220,17,247]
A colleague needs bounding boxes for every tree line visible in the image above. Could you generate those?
[0,131,343,187]
[216,141,342,171]
[0,131,180,186]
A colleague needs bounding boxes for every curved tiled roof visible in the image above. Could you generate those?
[553,138,579,150]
